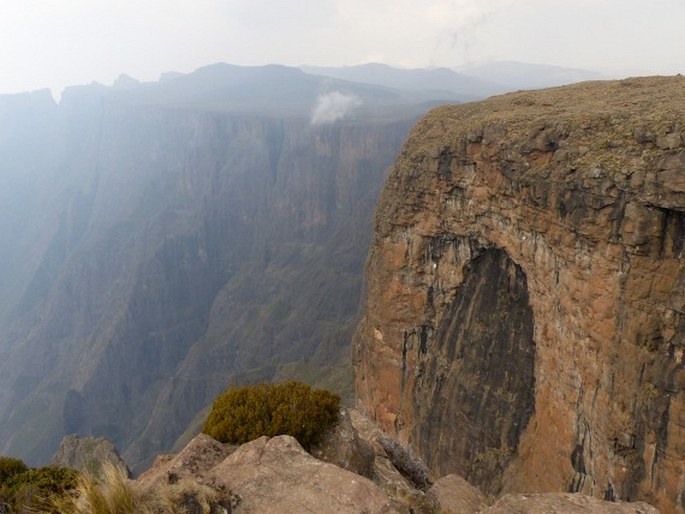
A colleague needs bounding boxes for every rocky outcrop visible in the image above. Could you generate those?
[51,434,130,477]
[354,76,685,512]
[136,433,236,488]
[138,434,395,514]
[132,425,660,513]
[206,435,395,513]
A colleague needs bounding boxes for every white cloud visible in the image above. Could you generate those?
[310,92,362,125]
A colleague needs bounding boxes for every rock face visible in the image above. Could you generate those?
[354,76,685,512]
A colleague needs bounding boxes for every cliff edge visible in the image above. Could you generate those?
[353,76,685,512]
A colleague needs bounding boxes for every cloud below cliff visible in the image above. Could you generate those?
[310,91,362,125]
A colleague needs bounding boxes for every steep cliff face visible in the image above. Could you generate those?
[354,76,685,512]
[0,65,434,472]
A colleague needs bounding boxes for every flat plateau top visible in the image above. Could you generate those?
[407,75,685,152]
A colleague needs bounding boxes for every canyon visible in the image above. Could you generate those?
[2,64,683,512]
[354,76,685,512]
[0,64,463,472]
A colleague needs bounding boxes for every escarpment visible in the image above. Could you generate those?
[353,76,685,512]
[0,65,427,472]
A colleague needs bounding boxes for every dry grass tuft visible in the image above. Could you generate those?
[50,461,236,514]
[50,461,140,513]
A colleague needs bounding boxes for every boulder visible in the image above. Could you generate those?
[310,407,375,478]
[427,474,489,513]
[136,433,235,488]
[206,435,396,513]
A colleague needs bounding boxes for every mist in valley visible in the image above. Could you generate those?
[0,0,682,483]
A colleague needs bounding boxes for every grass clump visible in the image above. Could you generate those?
[51,461,238,513]
[60,461,137,513]
[202,380,340,450]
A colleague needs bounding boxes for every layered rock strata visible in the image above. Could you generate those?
[354,76,685,512]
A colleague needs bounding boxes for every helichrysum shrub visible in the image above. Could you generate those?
[202,381,340,450]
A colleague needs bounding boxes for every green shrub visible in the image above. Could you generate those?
[0,457,28,486]
[0,465,78,513]
[202,381,340,450]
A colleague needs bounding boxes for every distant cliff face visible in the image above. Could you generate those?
[354,76,685,512]
[0,65,431,472]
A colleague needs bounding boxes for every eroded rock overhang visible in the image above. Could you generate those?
[353,76,685,512]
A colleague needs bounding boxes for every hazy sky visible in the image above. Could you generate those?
[1,0,683,97]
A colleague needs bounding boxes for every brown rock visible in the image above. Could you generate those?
[206,435,396,513]
[310,407,375,478]
[427,474,489,513]
[481,493,659,513]
[136,433,235,488]
[353,76,685,512]
[350,408,436,512]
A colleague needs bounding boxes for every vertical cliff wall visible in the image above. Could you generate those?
[0,66,430,472]
[354,76,685,512]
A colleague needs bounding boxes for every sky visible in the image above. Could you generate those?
[1,0,683,98]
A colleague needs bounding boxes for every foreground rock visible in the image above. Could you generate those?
[482,492,660,513]
[350,408,436,511]
[353,76,685,512]
[136,433,236,488]
[310,407,375,478]
[132,429,660,513]
[51,434,130,477]
[204,435,395,513]
[428,474,489,513]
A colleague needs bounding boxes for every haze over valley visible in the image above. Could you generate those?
[1,2,684,512]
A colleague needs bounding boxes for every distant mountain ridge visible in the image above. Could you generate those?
[301,63,500,100]
[301,61,604,99]
[457,60,605,90]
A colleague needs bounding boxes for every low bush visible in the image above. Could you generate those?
[202,380,340,450]
[0,457,28,485]
[0,464,78,513]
